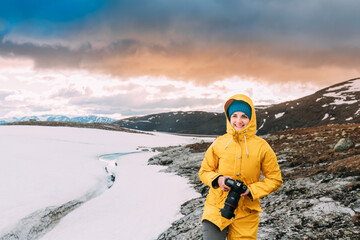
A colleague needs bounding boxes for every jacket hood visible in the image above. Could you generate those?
[224,94,257,137]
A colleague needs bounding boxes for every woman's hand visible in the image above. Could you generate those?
[241,189,250,197]
[218,176,251,196]
[218,176,232,192]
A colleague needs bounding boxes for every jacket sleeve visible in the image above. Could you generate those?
[247,144,282,200]
[198,144,222,188]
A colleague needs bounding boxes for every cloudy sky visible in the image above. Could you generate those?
[1,0,359,119]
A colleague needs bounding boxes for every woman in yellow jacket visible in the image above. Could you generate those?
[199,94,282,239]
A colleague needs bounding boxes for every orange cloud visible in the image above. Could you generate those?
[83,42,360,87]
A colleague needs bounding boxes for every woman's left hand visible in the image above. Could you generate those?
[240,189,250,197]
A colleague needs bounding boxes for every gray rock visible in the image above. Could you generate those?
[268,135,278,141]
[349,199,360,213]
[334,138,355,152]
[314,136,326,142]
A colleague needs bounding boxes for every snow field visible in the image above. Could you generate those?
[0,126,203,239]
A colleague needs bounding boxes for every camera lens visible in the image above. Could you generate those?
[220,180,248,219]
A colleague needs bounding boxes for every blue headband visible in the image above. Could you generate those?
[227,100,252,119]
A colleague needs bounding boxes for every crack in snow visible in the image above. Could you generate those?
[0,152,135,240]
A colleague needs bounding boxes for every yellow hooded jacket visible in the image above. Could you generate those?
[199,94,283,230]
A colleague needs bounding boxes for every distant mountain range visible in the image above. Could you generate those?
[115,78,360,135]
[0,115,117,124]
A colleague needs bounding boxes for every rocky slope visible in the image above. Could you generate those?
[116,78,360,136]
[116,111,227,135]
[148,123,360,239]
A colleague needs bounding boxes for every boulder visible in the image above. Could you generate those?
[334,138,355,152]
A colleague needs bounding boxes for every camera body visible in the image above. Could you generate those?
[220,178,248,219]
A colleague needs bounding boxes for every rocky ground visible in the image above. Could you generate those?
[148,123,360,240]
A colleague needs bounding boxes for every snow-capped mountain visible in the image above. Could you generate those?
[0,115,117,124]
[115,78,360,135]
[256,77,360,135]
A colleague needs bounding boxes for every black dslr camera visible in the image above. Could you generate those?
[220,178,248,219]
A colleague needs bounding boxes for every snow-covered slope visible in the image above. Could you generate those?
[256,78,360,134]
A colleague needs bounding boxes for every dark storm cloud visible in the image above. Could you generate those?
[0,39,82,68]
[0,37,143,69]
[4,0,360,44]
[1,0,360,84]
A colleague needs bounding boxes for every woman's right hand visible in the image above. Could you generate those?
[218,176,232,192]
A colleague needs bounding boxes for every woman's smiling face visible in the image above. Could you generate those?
[230,111,250,131]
